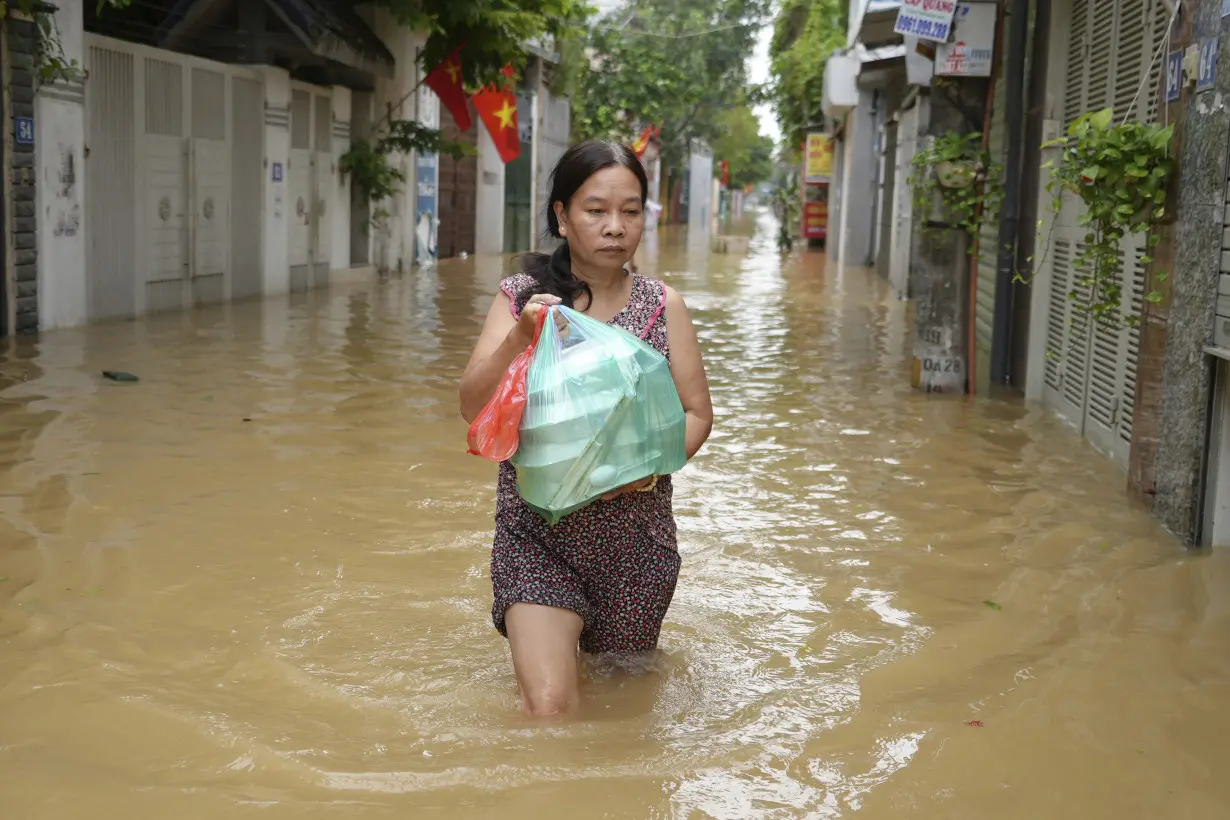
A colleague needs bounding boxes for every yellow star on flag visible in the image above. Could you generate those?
[444,61,460,84]
[493,98,516,130]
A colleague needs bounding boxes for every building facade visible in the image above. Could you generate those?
[0,0,569,336]
[828,0,1230,545]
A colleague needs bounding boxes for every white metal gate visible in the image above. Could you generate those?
[85,35,262,319]
[288,86,333,292]
[1036,0,1168,465]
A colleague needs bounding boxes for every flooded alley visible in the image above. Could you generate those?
[4,214,1230,819]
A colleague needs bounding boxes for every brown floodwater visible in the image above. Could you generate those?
[3,212,1230,819]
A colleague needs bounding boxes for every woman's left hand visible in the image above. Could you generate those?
[601,475,656,502]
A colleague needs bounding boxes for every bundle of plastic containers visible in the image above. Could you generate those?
[511,306,686,524]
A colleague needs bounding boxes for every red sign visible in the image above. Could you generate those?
[803,201,827,239]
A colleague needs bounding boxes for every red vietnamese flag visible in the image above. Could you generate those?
[472,64,520,164]
[424,45,472,131]
[720,160,730,186]
[632,123,660,158]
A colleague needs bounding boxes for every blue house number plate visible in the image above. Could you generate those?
[15,116,33,145]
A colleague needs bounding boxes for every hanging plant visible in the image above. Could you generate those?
[1043,107,1174,330]
[339,120,473,228]
[908,130,1003,248]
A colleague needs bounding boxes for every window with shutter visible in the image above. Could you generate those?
[1064,0,1090,129]
[1146,0,1173,124]
[1062,245,1093,413]
[1086,1,1117,115]
[1040,0,1165,465]
[1120,249,1146,447]
[1045,240,1073,393]
[1112,0,1150,121]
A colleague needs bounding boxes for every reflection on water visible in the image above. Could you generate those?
[4,211,1230,819]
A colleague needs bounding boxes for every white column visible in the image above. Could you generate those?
[475,125,506,254]
[369,12,418,274]
[262,67,291,294]
[413,42,440,267]
[35,0,87,329]
[330,86,352,271]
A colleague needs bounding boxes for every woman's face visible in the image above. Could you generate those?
[555,165,644,275]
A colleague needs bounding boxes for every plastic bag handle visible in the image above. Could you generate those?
[530,302,549,346]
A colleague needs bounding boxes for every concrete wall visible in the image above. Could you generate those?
[1153,0,1229,543]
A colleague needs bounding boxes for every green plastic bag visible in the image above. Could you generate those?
[511,305,687,524]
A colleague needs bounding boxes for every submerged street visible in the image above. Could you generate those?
[3,213,1230,818]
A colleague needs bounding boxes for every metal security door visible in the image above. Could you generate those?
[144,56,188,314]
[86,44,137,321]
[190,67,229,305]
[1040,0,1165,465]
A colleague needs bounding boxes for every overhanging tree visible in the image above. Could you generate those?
[339,0,590,222]
[767,0,847,154]
[711,99,775,188]
[566,0,771,173]
[4,0,132,82]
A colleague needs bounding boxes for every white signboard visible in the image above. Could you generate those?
[936,2,998,77]
[894,0,960,43]
[904,36,935,86]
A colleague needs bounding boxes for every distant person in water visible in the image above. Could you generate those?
[459,140,714,716]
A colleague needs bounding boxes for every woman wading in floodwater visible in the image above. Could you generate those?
[459,140,713,716]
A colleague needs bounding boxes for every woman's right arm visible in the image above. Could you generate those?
[459,291,559,423]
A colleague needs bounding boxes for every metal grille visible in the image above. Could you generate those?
[1062,244,1092,411]
[1063,0,1089,128]
[1112,0,1149,121]
[88,46,138,319]
[145,57,183,136]
[191,68,226,140]
[291,89,312,149]
[1120,249,1145,444]
[315,95,332,152]
[1045,240,1072,391]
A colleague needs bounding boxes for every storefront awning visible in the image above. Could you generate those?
[851,0,904,48]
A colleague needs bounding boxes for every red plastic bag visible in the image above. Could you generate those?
[467,308,548,461]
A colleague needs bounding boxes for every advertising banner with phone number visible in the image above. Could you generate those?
[893,0,959,43]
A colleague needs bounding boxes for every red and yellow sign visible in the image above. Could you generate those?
[803,200,828,239]
[804,133,833,183]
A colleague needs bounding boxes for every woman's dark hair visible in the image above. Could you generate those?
[519,139,649,309]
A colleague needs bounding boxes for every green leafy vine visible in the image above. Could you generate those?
[1,1,131,85]
[770,174,800,252]
[339,119,473,227]
[1041,108,1174,331]
[908,131,1003,249]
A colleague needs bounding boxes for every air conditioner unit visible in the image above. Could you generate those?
[822,53,860,118]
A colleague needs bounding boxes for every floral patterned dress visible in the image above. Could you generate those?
[490,272,680,654]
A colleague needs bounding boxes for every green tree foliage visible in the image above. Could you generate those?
[768,0,847,152]
[2,0,132,83]
[365,0,591,88]
[567,0,771,170]
[341,0,589,216]
[711,100,775,187]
